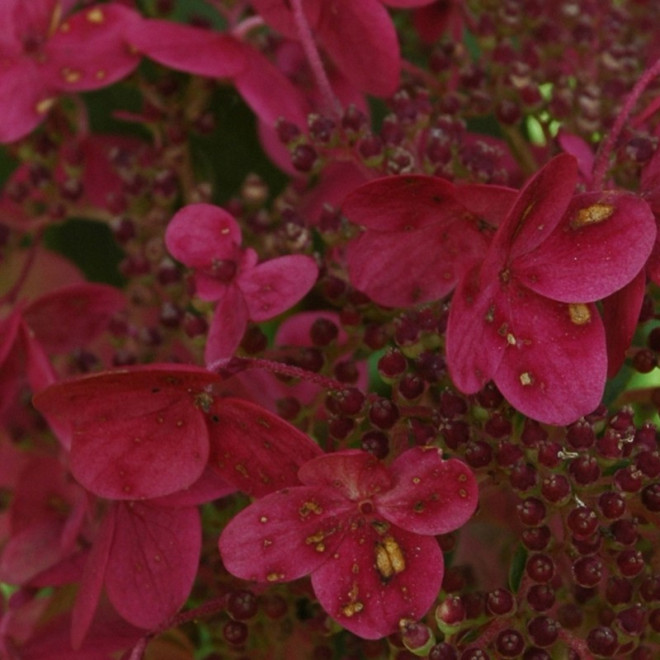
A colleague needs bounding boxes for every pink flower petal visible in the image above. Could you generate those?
[104,502,201,630]
[311,523,444,638]
[204,284,249,363]
[445,265,507,394]
[43,4,141,92]
[298,450,393,500]
[208,397,322,497]
[239,255,318,322]
[343,175,460,232]
[491,284,607,425]
[347,220,488,307]
[602,271,647,377]
[218,486,350,583]
[375,448,478,534]
[316,0,400,96]
[22,284,125,353]
[32,366,219,498]
[515,191,656,302]
[490,154,577,263]
[71,509,116,649]
[126,19,246,79]
[165,203,242,268]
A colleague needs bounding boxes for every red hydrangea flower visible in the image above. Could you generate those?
[165,203,318,365]
[219,447,478,638]
[446,154,656,424]
[0,1,141,142]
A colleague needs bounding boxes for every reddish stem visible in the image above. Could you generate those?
[592,56,660,189]
[289,0,341,115]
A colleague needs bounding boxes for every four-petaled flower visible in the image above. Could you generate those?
[219,447,478,639]
[446,154,656,424]
[0,1,141,143]
[165,203,318,365]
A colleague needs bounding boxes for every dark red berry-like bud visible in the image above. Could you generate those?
[587,626,618,656]
[485,588,514,616]
[527,616,559,647]
[517,498,546,526]
[522,526,551,551]
[573,556,603,587]
[526,554,555,583]
[567,506,599,539]
[526,584,555,612]
[368,398,400,429]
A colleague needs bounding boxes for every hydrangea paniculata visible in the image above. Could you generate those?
[219,446,478,638]
[165,203,318,365]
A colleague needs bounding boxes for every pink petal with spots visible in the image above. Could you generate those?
[311,523,444,639]
[0,59,50,143]
[165,203,242,268]
[218,486,350,583]
[490,154,577,264]
[445,265,507,394]
[127,19,246,79]
[105,502,201,630]
[602,271,647,377]
[43,4,141,92]
[515,191,656,302]
[33,366,219,498]
[23,283,124,353]
[491,283,606,425]
[375,448,478,535]
[239,255,318,322]
[298,450,393,501]
[150,467,236,507]
[204,284,249,363]
[207,397,322,497]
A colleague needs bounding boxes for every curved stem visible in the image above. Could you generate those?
[592,56,660,189]
[289,0,341,115]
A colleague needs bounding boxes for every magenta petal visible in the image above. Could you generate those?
[343,175,460,231]
[347,220,488,307]
[165,203,242,268]
[375,448,478,534]
[492,284,607,425]
[126,19,246,78]
[311,524,443,639]
[33,366,219,498]
[44,4,141,92]
[71,509,116,649]
[298,450,393,499]
[208,397,322,497]
[445,265,507,394]
[240,255,318,321]
[150,467,235,507]
[317,0,400,96]
[218,486,349,583]
[204,285,249,364]
[515,191,656,302]
[602,271,647,377]
[105,502,201,630]
[23,283,125,353]
[493,154,577,261]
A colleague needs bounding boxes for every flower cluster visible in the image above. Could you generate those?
[1,1,660,659]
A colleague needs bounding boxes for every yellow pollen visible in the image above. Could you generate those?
[520,372,533,386]
[86,8,105,23]
[412,477,421,484]
[266,572,283,582]
[569,303,591,325]
[299,500,323,517]
[35,98,55,115]
[59,21,70,33]
[375,536,406,580]
[506,333,517,346]
[342,602,364,617]
[95,69,107,80]
[62,68,82,83]
[572,203,614,228]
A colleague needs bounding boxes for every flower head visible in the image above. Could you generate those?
[165,203,318,365]
[446,154,656,424]
[219,446,478,638]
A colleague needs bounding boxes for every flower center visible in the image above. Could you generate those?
[358,500,374,515]
[210,259,237,283]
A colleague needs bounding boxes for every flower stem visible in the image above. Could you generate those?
[592,56,660,189]
[289,0,341,115]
